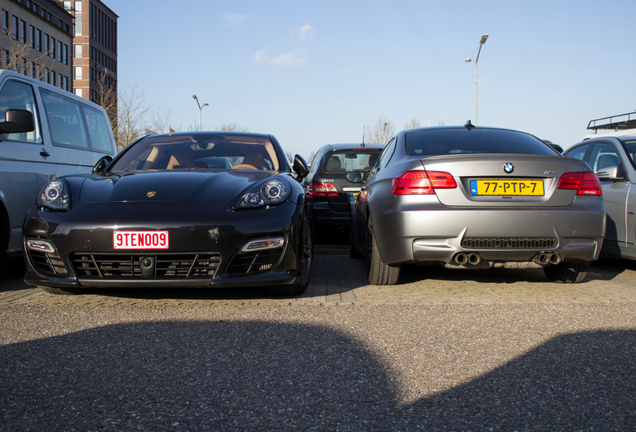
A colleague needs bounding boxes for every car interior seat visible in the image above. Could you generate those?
[326,155,342,171]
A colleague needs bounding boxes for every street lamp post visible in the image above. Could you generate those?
[192,94,209,131]
[464,34,488,125]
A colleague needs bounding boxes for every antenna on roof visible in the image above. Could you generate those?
[464,120,475,131]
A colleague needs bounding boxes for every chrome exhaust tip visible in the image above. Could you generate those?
[467,253,481,265]
[453,253,468,266]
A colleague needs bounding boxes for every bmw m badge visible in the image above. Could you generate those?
[503,163,514,174]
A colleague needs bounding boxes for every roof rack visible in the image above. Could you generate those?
[587,112,636,131]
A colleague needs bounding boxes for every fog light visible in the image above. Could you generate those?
[241,237,285,252]
[26,239,56,253]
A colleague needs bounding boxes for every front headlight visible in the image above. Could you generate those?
[37,180,71,211]
[234,178,291,209]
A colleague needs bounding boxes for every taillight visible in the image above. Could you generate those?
[557,172,602,195]
[392,170,457,195]
[311,182,339,197]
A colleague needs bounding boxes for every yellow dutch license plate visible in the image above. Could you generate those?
[469,179,544,196]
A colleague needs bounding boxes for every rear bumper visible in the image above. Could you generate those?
[371,205,606,265]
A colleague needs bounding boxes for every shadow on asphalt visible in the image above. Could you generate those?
[0,323,634,430]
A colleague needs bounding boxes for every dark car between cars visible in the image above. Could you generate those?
[23,132,313,296]
[350,123,606,285]
[303,143,384,238]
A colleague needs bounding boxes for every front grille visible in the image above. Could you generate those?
[28,250,68,276]
[227,249,283,274]
[461,237,557,249]
[71,253,221,279]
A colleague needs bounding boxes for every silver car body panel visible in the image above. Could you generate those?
[565,136,636,259]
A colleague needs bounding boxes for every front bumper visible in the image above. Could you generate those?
[23,201,305,290]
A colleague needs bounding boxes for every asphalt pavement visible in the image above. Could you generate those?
[1,244,635,431]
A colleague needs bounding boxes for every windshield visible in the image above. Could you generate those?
[110,133,281,172]
[406,128,558,157]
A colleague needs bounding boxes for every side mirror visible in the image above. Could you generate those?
[596,165,624,182]
[346,172,364,183]
[293,154,309,179]
[93,155,113,173]
[0,109,35,134]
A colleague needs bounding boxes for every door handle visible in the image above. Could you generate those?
[40,149,50,157]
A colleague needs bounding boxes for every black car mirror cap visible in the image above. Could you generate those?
[293,154,309,179]
[93,155,113,173]
[346,172,364,183]
[0,109,35,135]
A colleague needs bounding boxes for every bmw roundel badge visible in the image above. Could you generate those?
[503,163,514,174]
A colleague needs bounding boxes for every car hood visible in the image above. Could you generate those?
[78,170,277,203]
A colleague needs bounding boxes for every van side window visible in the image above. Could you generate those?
[0,80,41,144]
[83,105,112,153]
[40,88,89,150]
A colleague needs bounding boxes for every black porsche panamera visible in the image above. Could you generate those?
[23,132,313,296]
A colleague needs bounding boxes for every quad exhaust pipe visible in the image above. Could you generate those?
[451,251,562,268]
[533,252,562,266]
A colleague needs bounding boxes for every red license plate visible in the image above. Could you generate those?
[113,231,169,250]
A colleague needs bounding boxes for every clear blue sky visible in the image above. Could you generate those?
[105,0,636,159]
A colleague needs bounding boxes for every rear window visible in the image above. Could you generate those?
[406,128,557,157]
[321,150,382,173]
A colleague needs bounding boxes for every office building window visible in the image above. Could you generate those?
[2,11,7,35]
[50,37,55,58]
[12,15,18,40]
[44,34,49,54]
[29,25,35,48]
[20,20,26,43]
[64,76,69,91]
[36,29,41,51]
[63,44,68,65]
[75,2,82,36]
[75,66,82,80]
[75,44,82,58]
[75,88,83,97]
[57,41,62,62]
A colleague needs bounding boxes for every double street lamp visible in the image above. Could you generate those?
[465,34,489,125]
[192,94,208,131]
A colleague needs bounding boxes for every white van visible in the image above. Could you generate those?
[0,70,117,264]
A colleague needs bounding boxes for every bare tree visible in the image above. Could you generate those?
[1,27,52,80]
[115,84,149,151]
[94,71,118,134]
[404,118,422,130]
[307,151,316,165]
[218,123,249,132]
[364,116,395,145]
[147,107,179,134]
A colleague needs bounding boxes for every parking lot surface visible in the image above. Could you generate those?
[1,246,635,431]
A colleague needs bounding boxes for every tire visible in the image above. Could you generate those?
[368,229,400,285]
[544,261,590,283]
[265,214,313,296]
[39,286,83,295]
